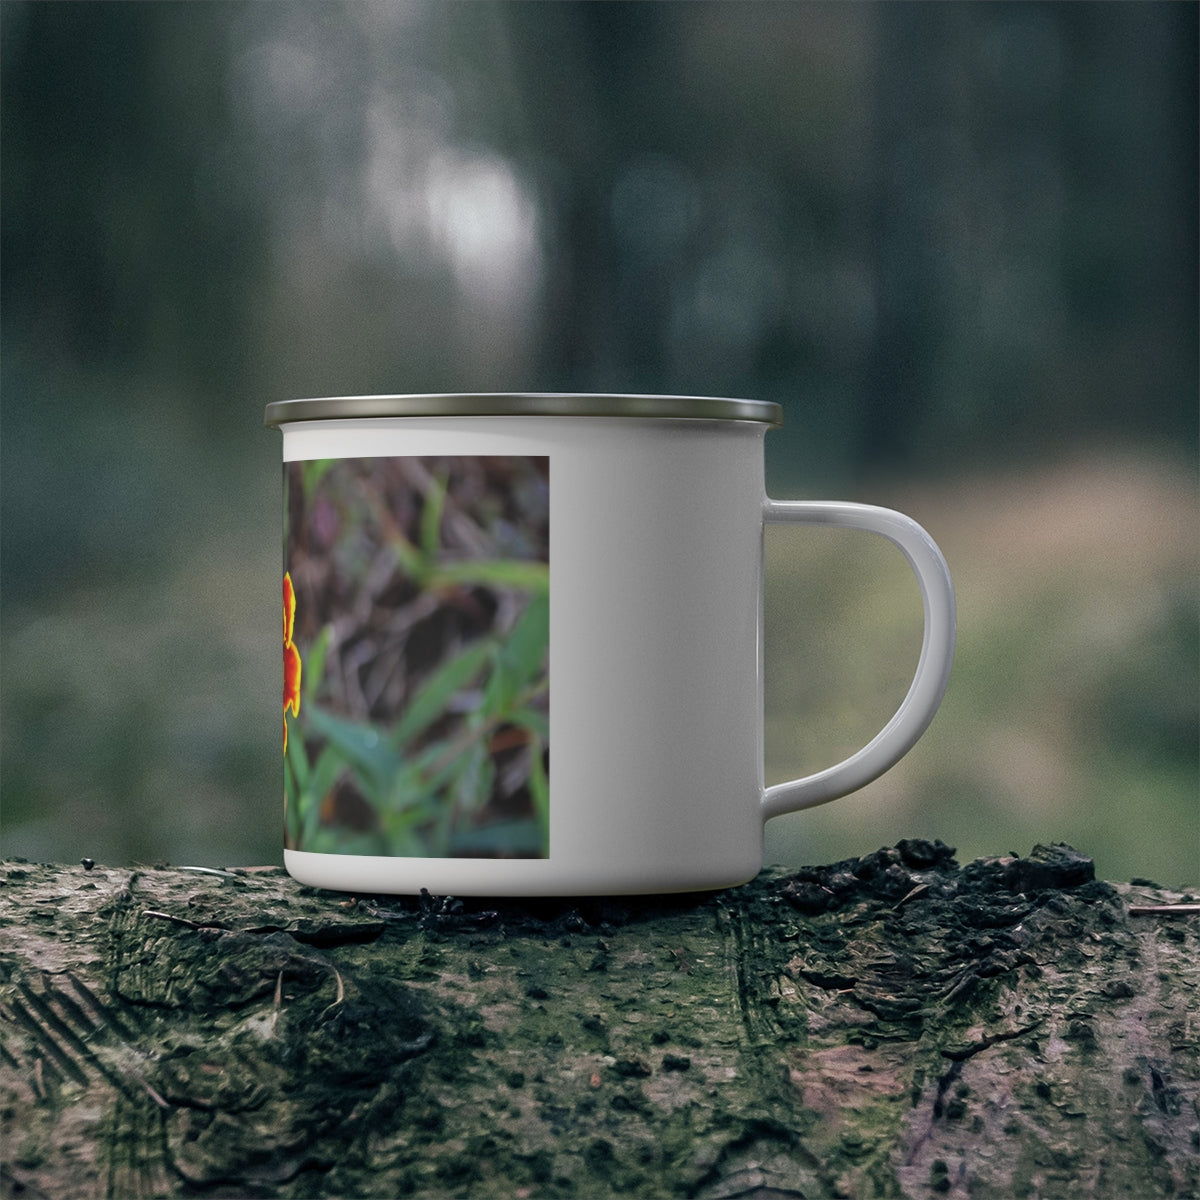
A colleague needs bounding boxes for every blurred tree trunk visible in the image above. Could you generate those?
[2,844,1196,1199]
[501,2,675,392]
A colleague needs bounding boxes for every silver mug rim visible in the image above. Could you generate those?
[264,392,783,428]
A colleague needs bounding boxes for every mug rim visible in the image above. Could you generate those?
[263,392,783,428]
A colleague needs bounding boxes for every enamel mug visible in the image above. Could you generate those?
[265,394,955,896]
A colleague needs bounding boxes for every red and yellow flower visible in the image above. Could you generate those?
[283,572,301,753]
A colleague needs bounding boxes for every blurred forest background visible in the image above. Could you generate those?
[2,2,1196,885]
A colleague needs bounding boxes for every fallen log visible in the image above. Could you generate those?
[1,842,1196,1199]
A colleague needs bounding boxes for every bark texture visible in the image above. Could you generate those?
[1,842,1197,1199]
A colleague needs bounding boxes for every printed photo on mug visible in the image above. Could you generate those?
[283,455,550,860]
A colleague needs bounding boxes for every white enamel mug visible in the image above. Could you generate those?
[265,394,955,896]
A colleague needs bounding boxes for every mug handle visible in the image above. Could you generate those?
[761,499,956,820]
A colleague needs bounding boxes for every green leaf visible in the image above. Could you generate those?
[301,458,336,497]
[389,533,428,583]
[300,783,323,845]
[482,652,514,721]
[304,624,332,704]
[332,832,389,856]
[392,639,493,747]
[505,592,549,682]
[453,741,495,817]
[508,707,549,742]
[420,471,448,558]
[483,594,549,717]
[286,721,309,789]
[379,797,433,855]
[447,818,547,857]
[431,559,550,594]
[304,826,385,856]
[304,704,403,792]
[284,755,303,849]
[309,743,347,808]
[407,737,471,799]
[528,735,550,832]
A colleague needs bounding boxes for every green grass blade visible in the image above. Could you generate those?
[446,818,546,857]
[528,734,549,834]
[303,624,332,704]
[304,704,404,792]
[420,470,448,558]
[392,639,493,747]
[301,458,335,497]
[431,559,550,593]
[482,594,549,718]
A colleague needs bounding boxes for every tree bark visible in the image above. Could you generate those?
[2,843,1196,1199]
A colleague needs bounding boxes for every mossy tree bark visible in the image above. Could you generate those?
[2,843,1197,1199]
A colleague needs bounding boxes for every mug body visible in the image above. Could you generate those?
[273,398,777,896]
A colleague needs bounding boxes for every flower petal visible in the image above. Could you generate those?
[283,572,296,646]
[284,639,302,716]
